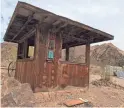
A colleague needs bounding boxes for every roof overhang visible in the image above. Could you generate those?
[4,1,114,48]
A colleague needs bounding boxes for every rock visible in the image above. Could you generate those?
[2,77,21,97]
[1,83,36,107]
[1,93,17,107]
[6,77,21,88]
[1,71,8,81]
[11,83,36,107]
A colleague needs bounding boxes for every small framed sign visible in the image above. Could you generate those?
[47,32,55,60]
[48,50,54,59]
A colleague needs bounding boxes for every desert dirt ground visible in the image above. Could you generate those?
[34,74,124,107]
[1,68,124,107]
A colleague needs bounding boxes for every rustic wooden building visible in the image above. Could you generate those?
[4,2,114,91]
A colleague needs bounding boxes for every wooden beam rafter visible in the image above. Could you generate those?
[11,15,34,41]
[63,35,87,44]
[52,20,61,26]
[18,28,36,43]
[51,21,68,33]
[6,39,18,43]
[39,16,49,24]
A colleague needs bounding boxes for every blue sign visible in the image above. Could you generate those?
[48,50,54,59]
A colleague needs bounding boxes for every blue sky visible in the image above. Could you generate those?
[1,0,124,50]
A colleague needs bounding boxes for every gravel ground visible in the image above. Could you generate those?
[34,84,124,107]
[1,69,124,107]
[34,74,124,107]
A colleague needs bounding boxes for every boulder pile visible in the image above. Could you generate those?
[1,77,36,107]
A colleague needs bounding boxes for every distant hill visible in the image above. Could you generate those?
[64,43,124,67]
[1,42,124,67]
[90,43,124,67]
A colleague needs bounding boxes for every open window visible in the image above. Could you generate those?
[26,35,35,59]
[17,34,35,60]
[61,45,86,64]
[18,42,25,59]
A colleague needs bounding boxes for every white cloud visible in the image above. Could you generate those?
[1,0,124,50]
[77,4,122,18]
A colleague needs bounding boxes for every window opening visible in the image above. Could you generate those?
[17,42,24,59]
[61,45,86,63]
[26,35,35,59]
[17,34,35,60]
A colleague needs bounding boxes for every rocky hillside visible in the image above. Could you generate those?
[90,43,124,67]
[64,43,124,67]
[1,42,124,67]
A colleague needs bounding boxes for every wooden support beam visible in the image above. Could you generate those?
[19,28,36,43]
[52,20,61,26]
[11,15,34,41]
[61,23,68,28]
[17,43,20,59]
[67,25,80,34]
[51,22,68,33]
[6,39,18,43]
[66,47,69,61]
[62,42,82,49]
[85,44,90,88]
[85,44,90,65]
[39,16,48,24]
[63,35,88,45]
[24,40,28,58]
[52,19,68,28]
[71,36,86,42]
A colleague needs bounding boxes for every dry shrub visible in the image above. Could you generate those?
[91,79,124,90]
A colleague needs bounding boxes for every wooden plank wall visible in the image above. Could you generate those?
[15,25,63,90]
[15,60,37,90]
[15,25,45,90]
[58,62,89,87]
[15,24,90,90]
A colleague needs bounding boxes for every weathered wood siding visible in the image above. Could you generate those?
[15,24,90,90]
[15,60,38,90]
[15,25,63,90]
[58,61,89,87]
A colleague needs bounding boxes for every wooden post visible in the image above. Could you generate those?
[24,40,28,58]
[17,43,20,59]
[66,47,69,61]
[85,44,90,89]
[85,44,90,65]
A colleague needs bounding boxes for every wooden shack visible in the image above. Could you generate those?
[4,2,114,91]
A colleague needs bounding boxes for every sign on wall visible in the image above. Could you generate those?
[47,33,55,60]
